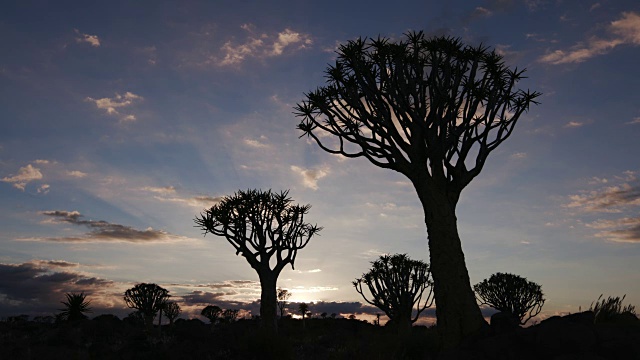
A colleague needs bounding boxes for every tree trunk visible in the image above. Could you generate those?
[413,180,486,349]
[258,270,278,334]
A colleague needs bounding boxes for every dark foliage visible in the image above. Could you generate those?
[474,272,544,325]
[58,292,92,322]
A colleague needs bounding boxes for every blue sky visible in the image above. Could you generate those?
[1,0,639,322]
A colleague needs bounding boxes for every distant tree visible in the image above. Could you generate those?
[58,292,92,322]
[321,312,327,320]
[163,301,181,326]
[295,32,540,347]
[277,288,291,318]
[298,302,310,328]
[330,313,337,319]
[123,283,169,332]
[201,305,223,325]
[353,254,434,335]
[474,272,544,325]
[222,309,240,323]
[195,189,322,334]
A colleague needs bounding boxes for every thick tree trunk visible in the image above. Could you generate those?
[413,181,486,349]
[258,270,278,334]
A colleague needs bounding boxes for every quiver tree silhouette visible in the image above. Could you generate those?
[277,288,291,318]
[353,254,434,335]
[222,309,240,323]
[58,292,92,322]
[298,302,310,328]
[123,283,169,332]
[474,272,545,325]
[295,31,540,347]
[201,305,223,325]
[195,189,322,334]
[163,301,181,326]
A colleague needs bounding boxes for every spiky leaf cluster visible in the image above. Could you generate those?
[589,294,637,323]
[295,31,540,190]
[123,283,169,318]
[474,272,544,325]
[195,189,322,272]
[353,254,434,324]
[58,292,92,322]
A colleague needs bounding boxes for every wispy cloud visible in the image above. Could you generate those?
[66,170,88,178]
[140,186,176,195]
[290,165,329,190]
[586,217,640,243]
[565,181,640,212]
[540,12,640,64]
[85,92,143,122]
[564,121,585,128]
[510,152,527,159]
[28,210,188,243]
[244,136,269,148]
[216,25,312,66]
[625,117,640,125]
[74,29,101,47]
[1,164,43,190]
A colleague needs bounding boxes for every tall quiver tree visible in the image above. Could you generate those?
[195,189,322,334]
[124,283,169,333]
[353,254,434,335]
[295,32,540,348]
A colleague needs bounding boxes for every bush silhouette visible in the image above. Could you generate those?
[589,294,637,324]
[353,254,433,334]
[474,272,544,325]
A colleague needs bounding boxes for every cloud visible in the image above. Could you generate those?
[540,12,640,64]
[625,117,640,125]
[140,186,176,195]
[290,165,329,190]
[564,121,585,128]
[37,184,50,194]
[216,25,312,66]
[66,170,88,178]
[29,210,187,243]
[85,92,143,122]
[153,194,222,208]
[565,182,640,212]
[74,29,101,47]
[586,217,640,243]
[1,164,43,190]
[244,137,269,148]
[0,261,115,317]
[510,152,527,159]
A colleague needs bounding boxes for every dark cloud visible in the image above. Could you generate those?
[180,290,236,305]
[35,260,79,268]
[0,261,115,318]
[35,210,185,243]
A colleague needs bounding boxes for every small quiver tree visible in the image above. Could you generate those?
[195,189,322,334]
[58,292,92,322]
[163,301,181,327]
[474,272,544,325]
[353,254,434,335]
[277,288,291,318]
[201,305,223,327]
[124,283,170,333]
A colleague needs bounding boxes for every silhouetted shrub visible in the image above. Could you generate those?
[589,294,638,324]
[474,272,545,325]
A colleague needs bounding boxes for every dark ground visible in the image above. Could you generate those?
[1,312,638,359]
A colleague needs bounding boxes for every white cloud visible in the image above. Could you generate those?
[564,121,585,128]
[67,170,88,178]
[74,29,101,47]
[244,137,269,148]
[1,164,43,191]
[510,152,527,159]
[33,159,50,164]
[216,25,312,66]
[540,12,640,64]
[625,117,640,125]
[290,165,329,190]
[140,186,176,195]
[590,3,601,12]
[586,217,640,243]
[37,184,50,194]
[86,92,143,122]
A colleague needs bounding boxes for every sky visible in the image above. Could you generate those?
[1,0,639,324]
